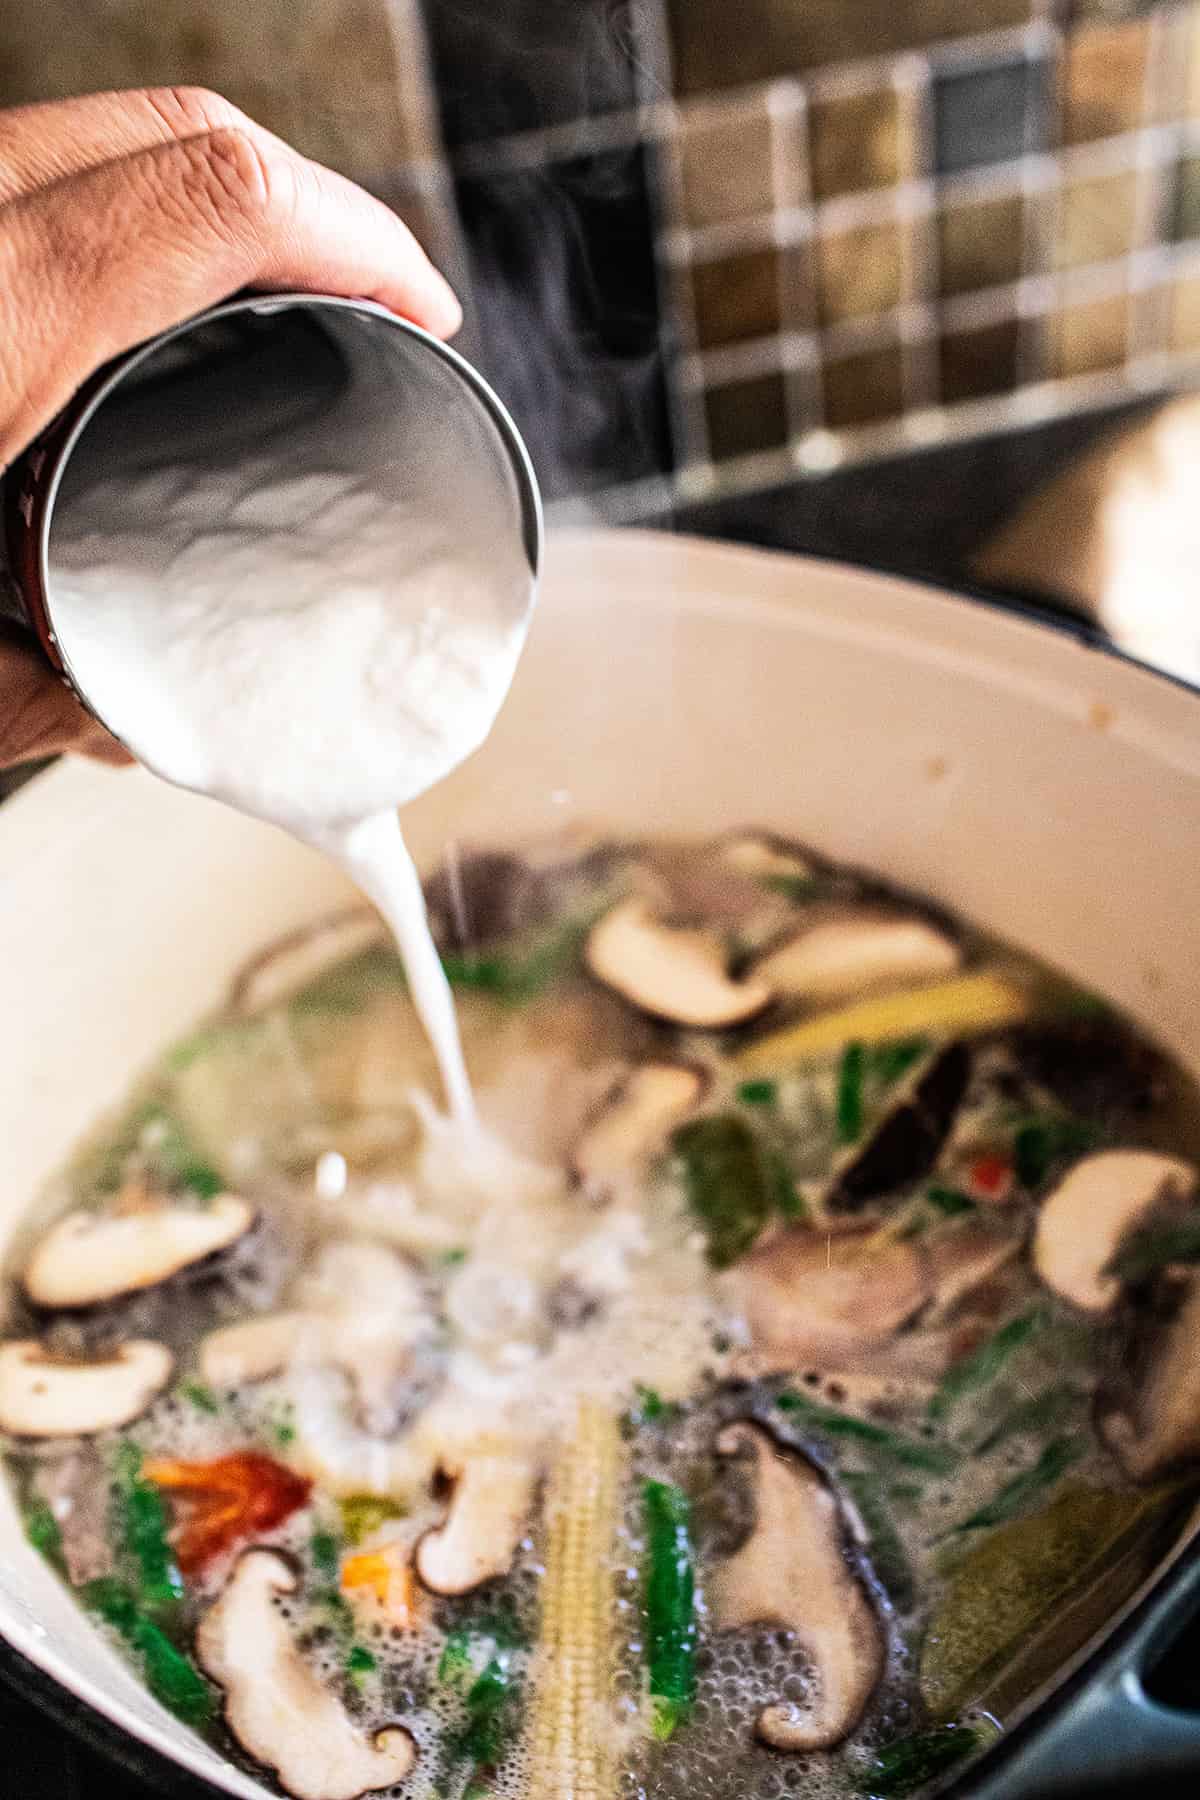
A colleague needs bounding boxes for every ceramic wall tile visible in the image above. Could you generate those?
[0,0,429,176]
[665,0,1032,98]
[817,219,906,323]
[934,57,1047,174]
[810,86,907,201]
[1060,19,1150,144]
[940,317,1020,400]
[937,192,1025,294]
[678,98,777,227]
[692,245,783,346]
[1055,167,1139,268]
[704,371,791,457]
[1049,290,1131,373]
[823,342,906,425]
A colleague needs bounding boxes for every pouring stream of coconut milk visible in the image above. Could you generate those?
[37,301,541,1129]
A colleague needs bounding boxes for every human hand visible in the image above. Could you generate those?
[0,85,462,770]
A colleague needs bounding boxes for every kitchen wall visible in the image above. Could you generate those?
[4,1,1200,515]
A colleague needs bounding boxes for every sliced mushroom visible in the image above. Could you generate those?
[711,1422,884,1751]
[1100,1274,1200,1480]
[571,1063,707,1192]
[196,1548,415,1800]
[831,1044,971,1211]
[0,1339,172,1437]
[720,832,815,885]
[923,1220,1022,1325]
[200,1313,308,1388]
[415,1451,538,1595]
[1034,1150,1198,1315]
[585,897,772,1028]
[724,1227,929,1374]
[751,911,962,1004]
[24,1195,255,1310]
[231,907,387,1015]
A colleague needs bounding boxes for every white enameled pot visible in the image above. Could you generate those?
[1,527,1199,1797]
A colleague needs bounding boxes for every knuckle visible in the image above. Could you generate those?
[141,84,244,140]
[180,126,280,237]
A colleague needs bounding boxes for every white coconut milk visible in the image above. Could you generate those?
[46,430,535,1123]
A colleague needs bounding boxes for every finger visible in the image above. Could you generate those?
[0,632,133,767]
[0,126,462,462]
[0,86,247,204]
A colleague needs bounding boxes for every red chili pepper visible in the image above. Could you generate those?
[968,1153,1013,1201]
[142,1452,311,1574]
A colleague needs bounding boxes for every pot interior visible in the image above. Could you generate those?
[1,527,1199,1795]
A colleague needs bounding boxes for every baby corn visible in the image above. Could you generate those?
[527,1401,622,1800]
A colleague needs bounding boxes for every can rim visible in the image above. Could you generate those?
[34,293,544,722]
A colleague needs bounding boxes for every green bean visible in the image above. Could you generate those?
[927,1308,1046,1424]
[777,1391,959,1475]
[672,1115,772,1269]
[737,1079,777,1107]
[112,1442,182,1611]
[950,1436,1084,1535]
[861,1724,982,1796]
[836,1041,866,1145]
[870,1037,932,1085]
[84,1578,212,1727]
[642,1480,697,1740]
[972,1386,1082,1455]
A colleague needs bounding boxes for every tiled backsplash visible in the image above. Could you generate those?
[3,0,1200,513]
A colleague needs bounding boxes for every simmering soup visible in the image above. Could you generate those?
[4,829,1199,1800]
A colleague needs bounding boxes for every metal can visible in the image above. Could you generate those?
[0,293,542,729]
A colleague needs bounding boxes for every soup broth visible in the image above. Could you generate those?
[4,829,1199,1800]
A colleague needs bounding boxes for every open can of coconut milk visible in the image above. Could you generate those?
[0,294,543,734]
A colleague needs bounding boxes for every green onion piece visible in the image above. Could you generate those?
[1108,1217,1200,1284]
[1013,1115,1098,1190]
[631,1384,668,1423]
[310,1531,340,1579]
[842,1474,915,1612]
[671,1114,772,1269]
[112,1441,183,1611]
[777,1391,959,1476]
[340,1494,405,1547]
[768,1152,806,1222]
[288,946,405,1016]
[642,1480,697,1740]
[180,1381,219,1415]
[927,1308,1046,1424]
[861,1724,982,1796]
[973,1386,1082,1456]
[870,1037,932,1086]
[23,1500,64,1571]
[836,1042,866,1145]
[346,1643,377,1687]
[84,1578,212,1727]
[950,1436,1084,1535]
[737,1079,777,1107]
[440,911,599,1005]
[925,1185,976,1217]
[765,873,826,903]
[438,1629,474,1687]
[460,1655,519,1766]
